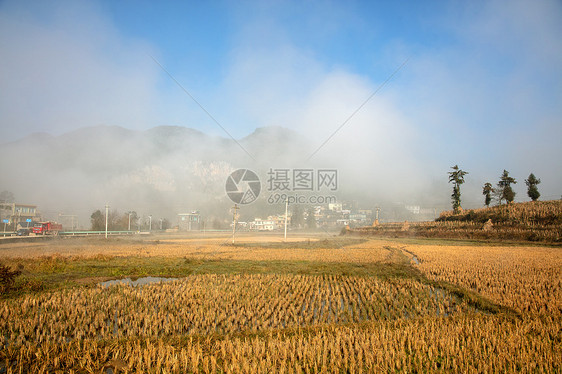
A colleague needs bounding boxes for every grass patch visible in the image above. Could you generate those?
[365,236,561,248]
[228,237,367,249]
[1,247,514,319]
[2,254,420,298]
[428,279,519,317]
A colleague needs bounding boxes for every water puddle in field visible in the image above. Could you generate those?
[411,256,420,265]
[99,276,178,287]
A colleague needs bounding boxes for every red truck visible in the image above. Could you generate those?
[32,222,63,235]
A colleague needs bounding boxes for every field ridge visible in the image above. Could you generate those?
[350,200,562,242]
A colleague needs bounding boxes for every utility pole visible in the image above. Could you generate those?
[105,204,109,239]
[373,207,380,226]
[149,215,152,231]
[231,204,239,244]
[159,218,163,230]
[16,208,20,232]
[128,212,132,231]
[284,199,289,241]
[10,203,16,232]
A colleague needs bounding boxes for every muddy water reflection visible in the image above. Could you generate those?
[99,277,178,287]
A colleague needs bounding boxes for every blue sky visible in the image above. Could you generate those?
[1,0,561,202]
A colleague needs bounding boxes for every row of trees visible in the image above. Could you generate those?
[483,171,541,206]
[0,191,15,204]
[290,205,317,229]
[90,210,170,231]
[448,165,542,213]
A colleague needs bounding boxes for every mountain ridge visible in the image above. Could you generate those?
[0,124,311,225]
[3,124,299,146]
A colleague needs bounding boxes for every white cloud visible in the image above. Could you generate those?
[218,41,430,202]
[216,0,562,204]
[1,0,560,208]
[0,0,159,141]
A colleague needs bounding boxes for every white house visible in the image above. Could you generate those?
[250,218,277,231]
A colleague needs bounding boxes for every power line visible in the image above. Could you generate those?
[306,57,410,161]
[148,54,255,161]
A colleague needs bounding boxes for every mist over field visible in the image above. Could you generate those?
[0,125,446,226]
[1,0,561,227]
[1,4,562,372]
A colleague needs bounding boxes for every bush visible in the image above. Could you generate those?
[0,263,22,295]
